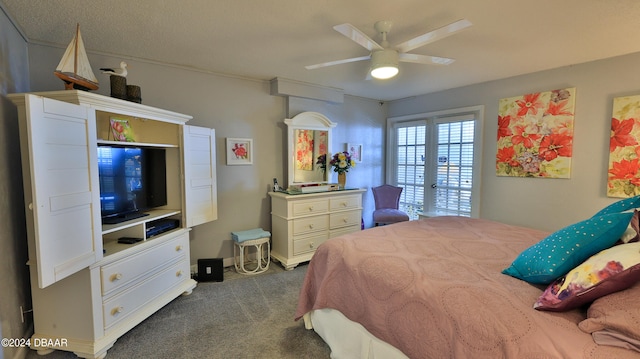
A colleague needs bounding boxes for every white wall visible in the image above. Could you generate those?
[389,52,640,232]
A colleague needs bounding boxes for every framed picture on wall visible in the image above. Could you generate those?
[347,143,363,163]
[226,138,253,165]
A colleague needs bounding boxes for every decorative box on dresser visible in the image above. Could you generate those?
[269,189,365,270]
[9,91,217,359]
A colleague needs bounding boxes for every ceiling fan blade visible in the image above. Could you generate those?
[399,53,455,65]
[395,19,472,53]
[333,23,384,51]
[305,55,371,70]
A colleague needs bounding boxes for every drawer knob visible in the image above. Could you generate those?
[308,206,314,211]
[309,242,314,249]
[176,245,183,251]
[343,218,348,223]
[176,270,183,277]
[308,224,314,229]
[110,273,123,282]
[111,306,123,316]
[341,202,347,207]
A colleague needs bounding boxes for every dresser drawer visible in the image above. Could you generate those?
[329,210,361,229]
[292,215,328,236]
[293,232,329,255]
[101,234,188,295]
[329,195,361,211]
[102,259,189,329]
[292,199,328,216]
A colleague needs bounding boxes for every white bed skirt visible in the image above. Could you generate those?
[304,308,409,359]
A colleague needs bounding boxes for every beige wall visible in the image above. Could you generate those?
[288,96,387,227]
[5,4,640,354]
[26,41,387,268]
[0,6,31,359]
[389,52,640,232]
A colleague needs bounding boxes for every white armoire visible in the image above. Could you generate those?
[9,91,217,359]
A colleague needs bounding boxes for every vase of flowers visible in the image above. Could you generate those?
[329,151,355,188]
[337,172,347,188]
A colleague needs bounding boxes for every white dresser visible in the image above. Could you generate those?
[269,189,365,269]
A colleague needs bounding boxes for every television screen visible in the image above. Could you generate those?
[97,145,167,224]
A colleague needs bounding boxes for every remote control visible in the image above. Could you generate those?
[118,237,143,244]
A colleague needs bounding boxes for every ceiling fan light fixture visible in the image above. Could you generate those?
[370,49,399,79]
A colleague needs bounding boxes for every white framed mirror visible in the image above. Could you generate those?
[285,112,336,187]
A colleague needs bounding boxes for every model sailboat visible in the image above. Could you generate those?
[54,24,99,91]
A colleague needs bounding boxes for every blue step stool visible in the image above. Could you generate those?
[231,228,271,275]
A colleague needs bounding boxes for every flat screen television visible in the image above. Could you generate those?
[97,145,167,224]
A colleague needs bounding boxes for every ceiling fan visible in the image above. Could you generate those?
[306,19,472,79]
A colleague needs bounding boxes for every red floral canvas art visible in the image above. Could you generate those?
[226,138,253,165]
[607,95,640,197]
[496,88,576,178]
[295,129,314,170]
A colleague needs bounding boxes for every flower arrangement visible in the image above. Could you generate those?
[329,151,355,174]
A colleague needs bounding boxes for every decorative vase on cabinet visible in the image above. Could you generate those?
[338,172,346,188]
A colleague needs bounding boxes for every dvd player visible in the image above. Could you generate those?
[146,218,179,238]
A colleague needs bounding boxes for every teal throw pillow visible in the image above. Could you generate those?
[593,195,640,217]
[502,212,634,284]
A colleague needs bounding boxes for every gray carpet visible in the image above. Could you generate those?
[26,263,331,359]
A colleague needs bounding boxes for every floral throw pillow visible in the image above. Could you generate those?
[619,210,640,244]
[534,242,640,311]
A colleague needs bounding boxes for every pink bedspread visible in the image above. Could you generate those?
[295,217,640,359]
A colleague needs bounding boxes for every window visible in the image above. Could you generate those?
[387,106,483,219]
[432,119,475,216]
[395,122,426,219]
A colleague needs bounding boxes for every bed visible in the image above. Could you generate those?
[294,216,640,359]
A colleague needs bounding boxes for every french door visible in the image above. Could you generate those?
[394,121,426,219]
[388,107,483,219]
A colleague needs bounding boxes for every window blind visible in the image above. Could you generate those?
[396,124,426,219]
[431,120,475,216]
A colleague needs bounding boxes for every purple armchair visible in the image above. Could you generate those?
[372,185,410,226]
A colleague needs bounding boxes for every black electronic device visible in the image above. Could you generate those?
[97,145,167,225]
[198,258,224,282]
[145,218,179,238]
[117,237,143,244]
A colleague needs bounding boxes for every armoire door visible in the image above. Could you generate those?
[182,125,217,227]
[19,94,102,288]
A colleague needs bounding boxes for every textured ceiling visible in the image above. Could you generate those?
[3,0,640,101]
